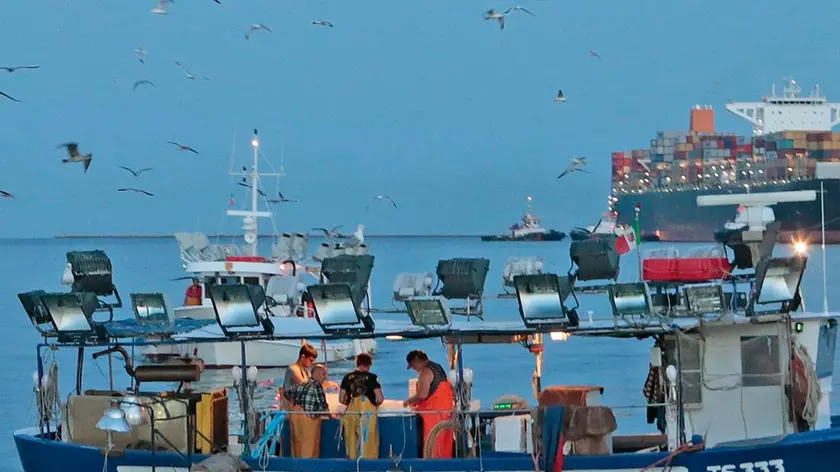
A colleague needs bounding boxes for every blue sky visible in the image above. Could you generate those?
[2,0,839,238]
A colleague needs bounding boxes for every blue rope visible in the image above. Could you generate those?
[251,411,286,460]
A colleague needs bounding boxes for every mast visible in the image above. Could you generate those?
[226,128,284,257]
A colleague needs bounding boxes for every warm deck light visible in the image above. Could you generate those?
[251,139,259,148]
[550,331,570,341]
[793,240,807,255]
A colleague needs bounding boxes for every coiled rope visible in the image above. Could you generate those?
[422,419,464,459]
[791,342,822,428]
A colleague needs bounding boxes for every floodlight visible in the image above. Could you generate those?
[684,285,725,314]
[320,255,375,307]
[292,233,309,259]
[570,239,619,281]
[307,283,375,335]
[40,292,100,340]
[393,273,434,301]
[272,234,293,259]
[130,293,171,325]
[18,290,51,330]
[502,257,544,288]
[608,283,652,317]
[207,284,274,336]
[753,256,807,308]
[313,243,336,262]
[66,250,115,296]
[513,274,578,328]
[404,296,452,327]
[435,258,490,299]
[265,274,305,306]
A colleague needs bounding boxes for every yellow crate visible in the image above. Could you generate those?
[196,388,229,453]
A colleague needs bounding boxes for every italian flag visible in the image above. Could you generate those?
[614,221,639,255]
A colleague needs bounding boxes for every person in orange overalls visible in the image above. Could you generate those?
[184,278,202,306]
[402,350,455,458]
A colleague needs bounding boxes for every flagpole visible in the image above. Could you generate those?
[821,180,828,313]
[635,204,642,283]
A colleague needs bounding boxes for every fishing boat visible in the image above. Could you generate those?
[14,189,840,471]
[481,197,566,242]
[140,129,375,368]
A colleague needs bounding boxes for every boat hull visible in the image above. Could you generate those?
[16,427,840,472]
[141,338,376,369]
[481,231,566,242]
[613,179,840,243]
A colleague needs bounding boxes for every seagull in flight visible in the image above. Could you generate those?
[553,89,567,103]
[484,10,505,30]
[118,188,154,197]
[588,50,601,60]
[133,80,155,91]
[0,190,13,199]
[245,24,272,40]
[174,61,209,81]
[366,195,398,210]
[505,6,535,16]
[312,225,344,238]
[151,0,173,15]
[237,178,266,196]
[267,191,297,203]
[0,91,20,102]
[58,142,93,173]
[557,157,589,179]
[0,65,39,73]
[313,20,334,27]
[167,141,199,154]
[135,47,148,64]
[119,166,153,177]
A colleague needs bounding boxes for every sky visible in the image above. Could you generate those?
[1,0,839,238]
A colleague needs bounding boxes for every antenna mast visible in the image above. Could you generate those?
[226,128,284,257]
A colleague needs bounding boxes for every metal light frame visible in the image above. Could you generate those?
[208,284,274,337]
[130,293,171,326]
[748,255,807,315]
[513,273,577,329]
[404,295,452,329]
[392,272,434,302]
[307,283,375,336]
[608,282,653,318]
[683,285,726,314]
[39,292,102,342]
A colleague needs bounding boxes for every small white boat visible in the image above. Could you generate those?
[140,129,376,368]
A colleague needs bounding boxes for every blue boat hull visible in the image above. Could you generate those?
[15,427,840,471]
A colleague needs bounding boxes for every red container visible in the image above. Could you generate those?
[225,256,267,262]
[642,259,679,281]
[642,257,731,282]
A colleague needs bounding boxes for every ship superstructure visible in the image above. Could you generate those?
[610,78,840,243]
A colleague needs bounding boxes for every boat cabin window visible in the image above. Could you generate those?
[740,335,781,387]
[203,276,216,298]
[662,335,703,406]
[243,276,260,286]
[219,276,239,285]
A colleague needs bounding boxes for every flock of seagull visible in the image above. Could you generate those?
[0,2,594,202]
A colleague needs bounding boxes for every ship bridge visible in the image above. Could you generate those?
[725,78,840,135]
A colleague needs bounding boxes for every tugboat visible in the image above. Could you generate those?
[481,196,566,242]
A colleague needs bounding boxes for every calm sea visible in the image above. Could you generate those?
[1,236,838,471]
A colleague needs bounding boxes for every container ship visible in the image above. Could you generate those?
[610,78,840,243]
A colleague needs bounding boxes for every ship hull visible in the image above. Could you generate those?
[481,231,566,242]
[613,179,840,243]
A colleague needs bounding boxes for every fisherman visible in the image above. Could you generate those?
[402,349,455,458]
[283,344,319,391]
[284,363,335,458]
[339,353,384,459]
[184,278,202,306]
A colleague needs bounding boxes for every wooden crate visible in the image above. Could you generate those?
[196,388,229,453]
